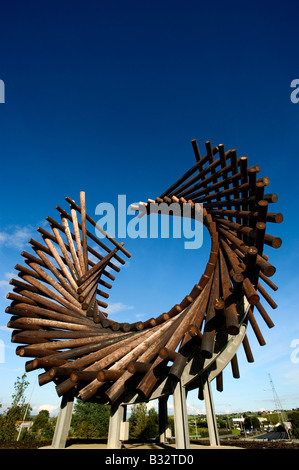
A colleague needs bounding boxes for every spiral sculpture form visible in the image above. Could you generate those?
[5,139,282,408]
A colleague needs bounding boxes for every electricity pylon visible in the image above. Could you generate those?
[268,373,291,439]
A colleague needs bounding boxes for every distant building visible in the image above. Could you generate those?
[15,421,33,432]
[258,417,267,424]
[232,418,244,428]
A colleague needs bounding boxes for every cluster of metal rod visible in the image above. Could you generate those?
[6,139,282,404]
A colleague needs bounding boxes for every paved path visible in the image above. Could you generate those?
[40,441,242,450]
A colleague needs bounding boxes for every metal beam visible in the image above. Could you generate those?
[173,380,190,449]
[51,392,74,449]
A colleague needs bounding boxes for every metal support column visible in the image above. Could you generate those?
[173,381,190,449]
[202,374,220,446]
[51,392,74,449]
[158,395,169,443]
[107,402,125,449]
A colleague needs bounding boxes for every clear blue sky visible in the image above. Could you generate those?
[0,0,298,417]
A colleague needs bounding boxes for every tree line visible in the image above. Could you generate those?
[0,374,165,442]
[1,374,299,442]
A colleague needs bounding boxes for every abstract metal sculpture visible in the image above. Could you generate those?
[5,139,282,448]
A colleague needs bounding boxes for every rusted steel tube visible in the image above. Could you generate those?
[219,239,260,305]
[218,227,276,277]
[255,222,266,255]
[214,217,282,250]
[232,273,244,297]
[255,301,275,328]
[179,169,242,201]
[183,276,214,341]
[242,335,254,363]
[242,278,260,305]
[255,181,265,205]
[245,246,258,283]
[257,200,268,223]
[159,146,219,199]
[191,139,208,190]
[192,178,249,205]
[209,207,282,224]
[203,192,277,210]
[248,309,266,346]
[257,282,278,309]
[230,354,240,378]
[200,259,221,358]
[169,353,189,380]
[175,151,237,200]
[216,372,223,392]
[219,249,240,335]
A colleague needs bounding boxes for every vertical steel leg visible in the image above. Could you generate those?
[202,374,220,446]
[51,392,74,449]
[107,402,125,449]
[173,381,190,449]
[158,395,169,443]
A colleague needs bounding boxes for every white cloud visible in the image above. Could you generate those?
[4,272,15,279]
[186,403,205,415]
[0,272,15,299]
[32,404,59,416]
[106,302,134,315]
[0,325,10,332]
[0,224,36,250]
